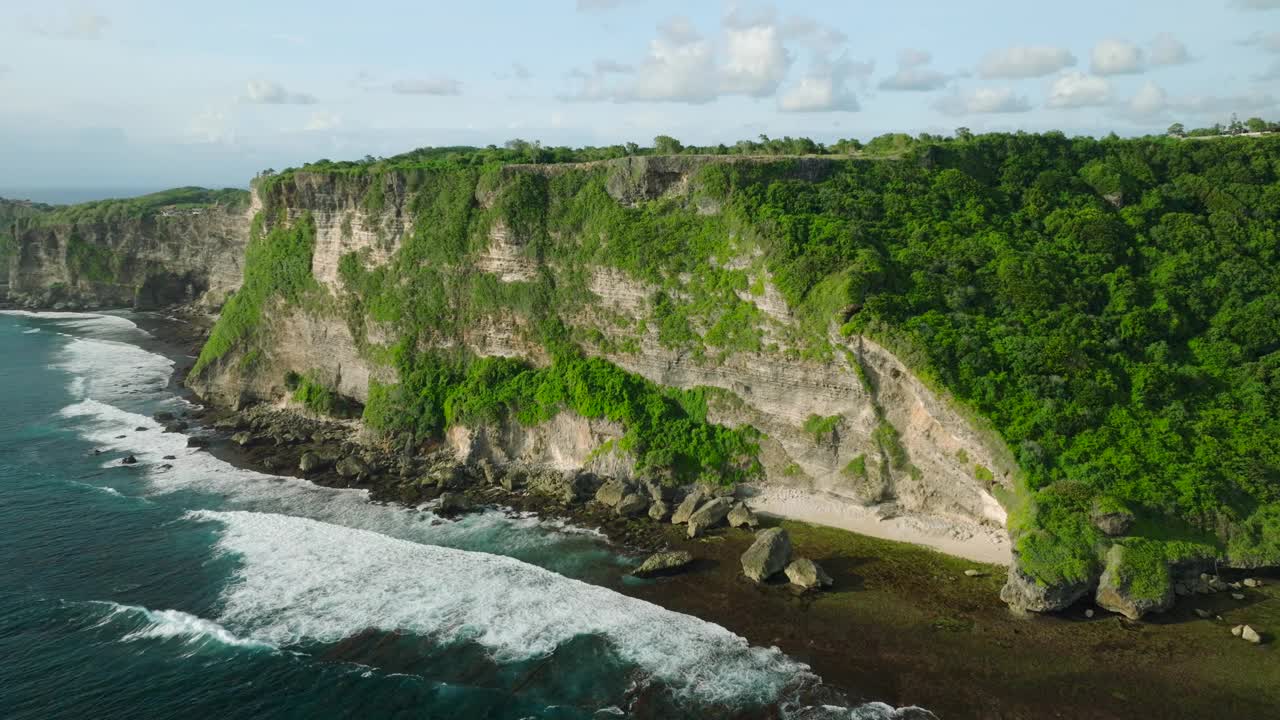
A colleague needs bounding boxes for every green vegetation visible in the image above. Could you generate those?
[843,454,867,479]
[803,414,842,443]
[208,130,1280,591]
[66,232,117,282]
[289,371,359,418]
[193,212,318,375]
[0,198,55,277]
[35,187,248,226]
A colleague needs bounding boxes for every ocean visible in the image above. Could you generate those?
[0,311,929,720]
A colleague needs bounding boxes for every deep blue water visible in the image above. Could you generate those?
[0,311,921,720]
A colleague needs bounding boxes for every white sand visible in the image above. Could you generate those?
[743,486,1012,567]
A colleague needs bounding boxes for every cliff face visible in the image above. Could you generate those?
[190,157,1016,535]
[8,205,251,310]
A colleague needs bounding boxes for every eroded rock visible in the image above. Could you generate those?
[648,499,671,521]
[595,478,629,507]
[671,491,703,525]
[632,550,694,578]
[741,527,792,582]
[1000,555,1090,614]
[687,497,734,538]
[785,558,833,590]
[727,502,759,529]
[1095,544,1174,620]
[616,493,650,517]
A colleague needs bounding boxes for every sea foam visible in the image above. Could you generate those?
[191,509,814,708]
[89,601,269,651]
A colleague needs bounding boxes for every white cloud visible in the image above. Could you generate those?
[1149,33,1191,66]
[1091,39,1145,75]
[28,11,110,39]
[392,77,462,95]
[593,59,634,74]
[242,80,316,105]
[780,15,848,53]
[935,87,1031,115]
[1239,31,1280,52]
[1229,0,1280,9]
[778,56,869,112]
[1126,80,1168,117]
[879,49,952,91]
[720,22,792,96]
[1047,72,1112,108]
[627,17,719,103]
[1258,59,1280,80]
[978,46,1076,78]
[303,112,342,132]
[1122,81,1278,118]
[186,109,234,145]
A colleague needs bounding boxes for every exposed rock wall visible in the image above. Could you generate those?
[8,207,251,309]
[192,159,1016,537]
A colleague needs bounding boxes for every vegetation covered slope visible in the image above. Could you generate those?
[1,198,55,282]
[195,133,1280,595]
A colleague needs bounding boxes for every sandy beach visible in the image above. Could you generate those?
[743,485,1013,566]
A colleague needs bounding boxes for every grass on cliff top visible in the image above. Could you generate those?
[36,187,249,227]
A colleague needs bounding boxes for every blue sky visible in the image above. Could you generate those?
[1,0,1278,195]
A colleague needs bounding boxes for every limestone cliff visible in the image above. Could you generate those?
[7,193,251,310]
[189,157,1016,539]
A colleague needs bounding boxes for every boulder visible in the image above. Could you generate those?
[298,451,328,473]
[595,478,630,507]
[435,464,472,490]
[336,456,370,480]
[671,491,703,525]
[1000,554,1091,614]
[134,426,149,432]
[526,469,590,504]
[162,455,176,460]
[1085,609,1095,618]
[616,493,650,517]
[631,551,694,578]
[1242,625,1262,644]
[437,492,471,515]
[785,558,833,590]
[186,436,211,449]
[230,431,254,447]
[1095,544,1174,620]
[1243,578,1263,588]
[640,477,669,502]
[1232,592,1246,601]
[687,497,734,538]
[501,467,526,492]
[741,527,793,582]
[727,502,759,529]
[120,454,138,465]
[963,569,987,578]
[648,500,671,521]
[163,420,189,434]
[1193,608,1213,619]
[153,411,176,423]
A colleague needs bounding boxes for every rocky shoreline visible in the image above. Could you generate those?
[24,304,1280,720]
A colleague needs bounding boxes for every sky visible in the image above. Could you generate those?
[1,0,1278,197]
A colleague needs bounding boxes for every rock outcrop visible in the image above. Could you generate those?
[741,527,793,582]
[1000,555,1090,613]
[1094,545,1175,620]
[631,550,694,578]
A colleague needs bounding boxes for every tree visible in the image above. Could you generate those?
[1166,123,1185,138]
[653,135,684,155]
[955,127,973,141]
[1246,117,1267,133]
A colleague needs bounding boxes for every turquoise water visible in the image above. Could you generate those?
[0,311,924,720]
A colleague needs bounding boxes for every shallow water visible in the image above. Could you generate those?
[0,311,929,719]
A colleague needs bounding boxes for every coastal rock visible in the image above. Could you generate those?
[616,493,650,517]
[336,456,370,480]
[186,436,211,449]
[1243,578,1263,588]
[963,569,987,578]
[120,454,138,465]
[640,477,669,502]
[648,500,671,521]
[671,491,703,525]
[1232,625,1244,637]
[1232,592,1246,601]
[153,411,176,423]
[437,492,471,515]
[631,550,694,578]
[526,469,589,504]
[785,558,833,590]
[163,420,189,433]
[727,502,759,529]
[434,464,471,490]
[299,451,328,473]
[162,455,176,460]
[741,527,792,582]
[1000,555,1090,614]
[1242,625,1262,644]
[1193,608,1213,619]
[230,431,254,447]
[501,467,526,492]
[1095,544,1174,620]
[687,497,734,538]
[595,478,629,507]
